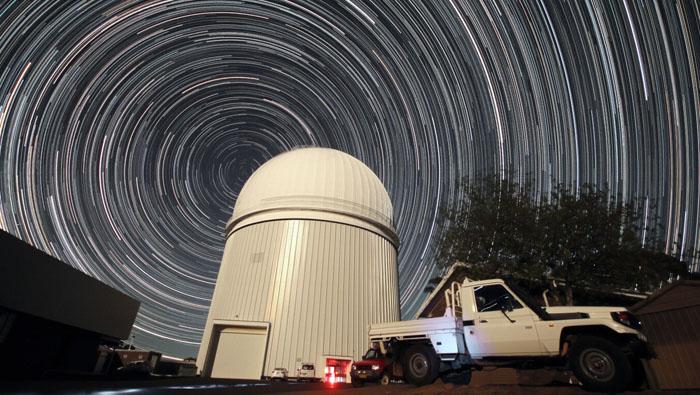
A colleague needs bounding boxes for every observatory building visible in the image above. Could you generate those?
[197,148,399,380]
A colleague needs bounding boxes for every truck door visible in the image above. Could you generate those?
[465,284,544,357]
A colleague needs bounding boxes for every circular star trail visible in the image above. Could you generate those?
[0,1,698,357]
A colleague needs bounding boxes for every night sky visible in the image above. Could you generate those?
[1,1,698,358]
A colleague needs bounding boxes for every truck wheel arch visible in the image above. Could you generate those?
[559,325,623,355]
[390,339,433,357]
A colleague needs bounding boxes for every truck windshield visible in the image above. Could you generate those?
[504,279,551,320]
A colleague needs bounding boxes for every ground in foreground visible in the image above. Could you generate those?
[2,377,696,395]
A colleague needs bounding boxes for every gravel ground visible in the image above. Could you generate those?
[295,382,697,395]
[3,375,697,395]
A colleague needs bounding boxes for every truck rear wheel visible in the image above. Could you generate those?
[570,335,632,392]
[403,344,440,386]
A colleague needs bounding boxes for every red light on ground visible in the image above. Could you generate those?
[324,357,352,385]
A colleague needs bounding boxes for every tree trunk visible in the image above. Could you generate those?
[551,292,563,306]
[546,283,563,306]
[565,286,574,306]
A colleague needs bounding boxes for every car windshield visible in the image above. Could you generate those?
[302,365,314,370]
[504,279,551,320]
[364,349,381,359]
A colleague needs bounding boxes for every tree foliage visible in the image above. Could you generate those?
[436,176,690,305]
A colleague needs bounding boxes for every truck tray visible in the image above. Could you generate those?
[368,315,463,341]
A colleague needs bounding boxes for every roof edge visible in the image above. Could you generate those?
[227,207,399,247]
[630,280,700,313]
[413,262,469,319]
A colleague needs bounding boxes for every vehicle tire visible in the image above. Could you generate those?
[352,379,365,387]
[442,370,472,385]
[403,344,440,386]
[570,335,632,392]
[380,372,391,386]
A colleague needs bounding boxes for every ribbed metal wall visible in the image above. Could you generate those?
[632,282,700,390]
[198,218,399,378]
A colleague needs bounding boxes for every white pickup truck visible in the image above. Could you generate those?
[368,278,652,392]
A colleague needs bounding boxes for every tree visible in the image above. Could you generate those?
[436,176,542,280]
[535,184,682,304]
[437,177,689,305]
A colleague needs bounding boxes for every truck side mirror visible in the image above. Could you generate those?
[499,295,514,312]
[499,296,516,323]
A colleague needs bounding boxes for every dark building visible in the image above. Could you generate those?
[415,263,471,318]
[631,280,700,390]
[0,229,140,378]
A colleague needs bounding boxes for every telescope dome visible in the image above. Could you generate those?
[229,147,395,243]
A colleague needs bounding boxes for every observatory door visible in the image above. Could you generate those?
[211,326,268,379]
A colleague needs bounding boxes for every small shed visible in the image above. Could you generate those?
[631,280,700,390]
[0,229,140,378]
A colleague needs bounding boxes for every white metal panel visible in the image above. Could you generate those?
[368,316,463,339]
[429,332,462,355]
[198,219,399,378]
[469,309,543,356]
[211,326,268,379]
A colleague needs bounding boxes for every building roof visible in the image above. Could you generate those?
[630,280,700,316]
[415,263,471,319]
[228,148,397,244]
[0,229,140,339]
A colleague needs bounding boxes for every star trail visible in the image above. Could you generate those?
[0,1,698,357]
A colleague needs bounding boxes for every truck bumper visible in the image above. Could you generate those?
[628,337,656,358]
[351,370,382,382]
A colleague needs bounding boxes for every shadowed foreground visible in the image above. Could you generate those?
[2,377,697,395]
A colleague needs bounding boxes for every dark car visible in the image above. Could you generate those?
[350,348,396,387]
[114,361,152,378]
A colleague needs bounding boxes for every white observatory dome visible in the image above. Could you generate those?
[198,147,400,381]
[229,147,397,244]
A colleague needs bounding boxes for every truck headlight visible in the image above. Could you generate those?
[611,311,642,330]
[371,365,380,370]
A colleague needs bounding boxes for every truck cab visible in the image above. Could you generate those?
[457,279,646,359]
[368,277,651,392]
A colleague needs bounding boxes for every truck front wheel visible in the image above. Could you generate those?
[570,336,632,392]
[403,344,440,386]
